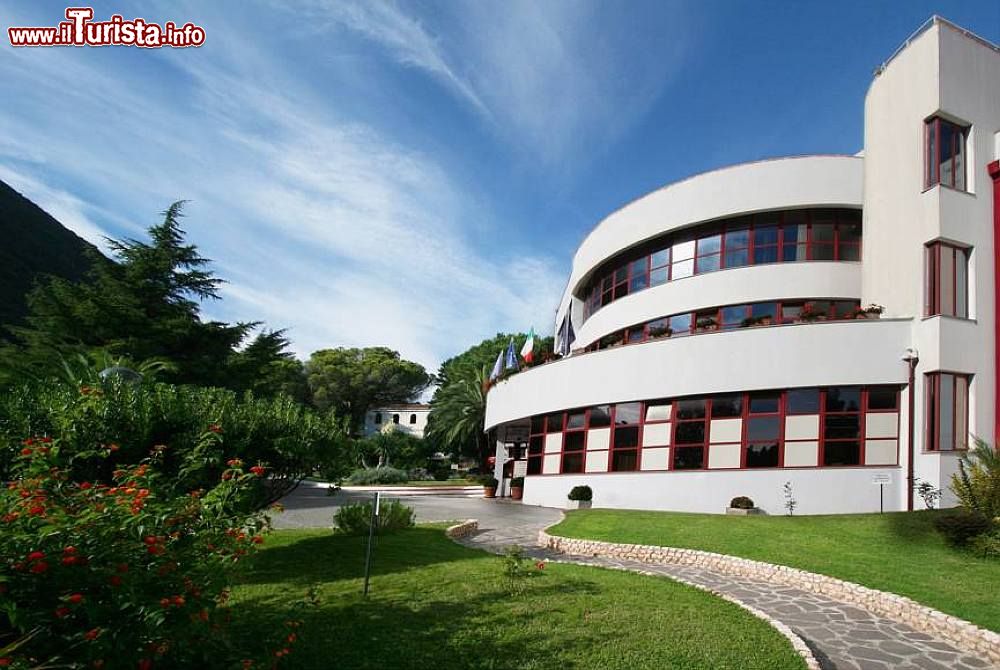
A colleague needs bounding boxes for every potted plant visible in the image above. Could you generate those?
[797,303,824,322]
[479,476,499,499]
[567,485,593,510]
[510,476,524,500]
[862,303,884,319]
[726,496,762,516]
[696,316,718,332]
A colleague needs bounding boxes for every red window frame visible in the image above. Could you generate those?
[608,403,642,472]
[743,391,783,468]
[924,241,969,318]
[672,398,709,470]
[924,372,971,451]
[924,117,968,191]
[819,387,864,467]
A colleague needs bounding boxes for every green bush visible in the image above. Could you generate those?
[951,439,1000,520]
[333,500,415,535]
[568,485,592,502]
[476,475,499,488]
[0,380,349,508]
[0,432,285,668]
[346,467,409,485]
[970,528,1000,559]
[932,509,991,547]
[431,466,452,481]
[729,496,755,509]
[510,476,524,488]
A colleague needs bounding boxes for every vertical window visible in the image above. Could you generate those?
[629,257,649,293]
[650,248,670,286]
[374,412,382,424]
[409,414,417,424]
[610,402,641,471]
[695,234,722,274]
[821,387,861,466]
[925,242,969,318]
[745,392,781,467]
[925,373,970,451]
[392,414,400,424]
[925,117,968,191]
[671,240,696,280]
[527,417,545,475]
[561,413,586,473]
[723,227,750,268]
[672,398,707,469]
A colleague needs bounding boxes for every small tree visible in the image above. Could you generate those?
[913,478,943,510]
[782,481,797,516]
[951,438,1000,519]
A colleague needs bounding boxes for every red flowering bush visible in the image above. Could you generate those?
[0,429,282,669]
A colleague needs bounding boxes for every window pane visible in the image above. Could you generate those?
[711,394,742,418]
[832,301,859,318]
[669,313,692,335]
[751,302,778,323]
[564,432,585,452]
[546,413,564,432]
[725,248,749,268]
[589,405,612,428]
[781,303,803,324]
[926,120,937,186]
[955,249,968,318]
[867,387,899,411]
[955,376,968,450]
[645,401,671,422]
[823,441,860,466]
[954,127,966,190]
[651,248,670,268]
[650,267,668,287]
[612,450,638,472]
[939,121,954,186]
[529,436,544,455]
[725,228,750,249]
[754,226,778,245]
[599,332,624,349]
[940,247,955,315]
[675,422,706,444]
[673,446,704,470]
[562,453,584,473]
[939,373,954,451]
[754,246,778,264]
[825,414,860,440]
[527,457,542,475]
[722,305,747,329]
[746,442,779,468]
[826,387,861,412]
[839,244,861,261]
[787,388,820,414]
[672,240,695,261]
[812,244,835,261]
[614,266,628,283]
[748,416,780,441]
[630,273,648,292]
[696,254,721,274]
[783,243,809,261]
[648,318,671,339]
[812,223,835,244]
[698,234,722,255]
[614,426,640,450]
[615,402,642,425]
[676,398,706,419]
[749,392,780,414]
[671,259,694,279]
[566,411,586,430]
[530,416,545,434]
[627,328,644,344]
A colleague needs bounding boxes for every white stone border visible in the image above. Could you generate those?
[540,530,1000,665]
[445,519,478,539]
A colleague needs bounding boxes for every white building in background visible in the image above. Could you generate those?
[486,17,1000,515]
[363,404,431,438]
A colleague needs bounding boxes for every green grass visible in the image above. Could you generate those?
[551,509,1000,632]
[229,526,805,669]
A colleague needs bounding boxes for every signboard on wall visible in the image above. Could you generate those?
[513,460,528,478]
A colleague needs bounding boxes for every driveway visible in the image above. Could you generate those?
[273,481,563,532]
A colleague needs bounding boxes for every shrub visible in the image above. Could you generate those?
[568,485,592,502]
[951,439,1000,520]
[729,496,755,509]
[0,379,349,507]
[510,476,525,488]
[497,545,540,596]
[345,467,409,486]
[476,476,499,489]
[431,466,452,481]
[970,528,1000,559]
[932,509,992,547]
[0,431,276,668]
[333,500,415,535]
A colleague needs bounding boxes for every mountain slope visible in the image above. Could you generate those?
[0,179,103,337]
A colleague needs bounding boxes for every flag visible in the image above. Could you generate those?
[489,350,504,381]
[558,315,576,356]
[504,338,519,372]
[520,327,535,363]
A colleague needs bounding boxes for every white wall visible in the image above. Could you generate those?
[363,409,430,438]
[486,318,912,429]
[554,155,863,336]
[576,262,861,347]
[521,467,903,515]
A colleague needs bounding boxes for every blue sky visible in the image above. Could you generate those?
[2,0,998,371]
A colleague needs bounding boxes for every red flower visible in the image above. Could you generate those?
[68,593,84,604]
[171,595,185,606]
[108,444,120,452]
[27,551,45,561]
[20,448,33,456]
[0,657,12,667]
[138,659,153,670]
[226,459,243,467]
[30,561,49,574]
[63,546,77,555]
[28,505,46,516]
[221,472,233,481]
[208,424,222,433]
[160,598,171,609]
[535,561,546,570]
[62,556,78,566]
[251,536,264,544]
[84,628,101,641]
[143,536,158,545]
[110,575,123,587]
[249,466,266,477]
[40,436,53,444]
[54,606,71,618]
[79,481,93,490]
[22,438,34,446]
[1,513,18,523]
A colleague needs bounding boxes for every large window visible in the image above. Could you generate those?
[561,410,586,473]
[610,403,641,471]
[822,387,862,466]
[745,392,781,467]
[925,242,969,318]
[925,117,968,191]
[673,399,708,469]
[580,208,863,321]
[925,373,970,451]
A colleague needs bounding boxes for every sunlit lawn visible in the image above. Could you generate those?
[551,509,1000,632]
[229,526,805,669]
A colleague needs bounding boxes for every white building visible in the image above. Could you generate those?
[363,404,431,439]
[486,17,1000,515]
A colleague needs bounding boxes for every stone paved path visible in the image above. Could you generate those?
[456,509,996,670]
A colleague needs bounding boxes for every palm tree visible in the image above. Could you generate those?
[427,365,490,468]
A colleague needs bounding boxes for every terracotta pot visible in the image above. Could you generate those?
[511,486,523,501]
[484,487,497,499]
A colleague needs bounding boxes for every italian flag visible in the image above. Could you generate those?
[520,327,535,363]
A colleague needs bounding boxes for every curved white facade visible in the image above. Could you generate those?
[487,18,1000,516]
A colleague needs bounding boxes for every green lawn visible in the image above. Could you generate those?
[551,509,1000,632]
[229,527,805,669]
